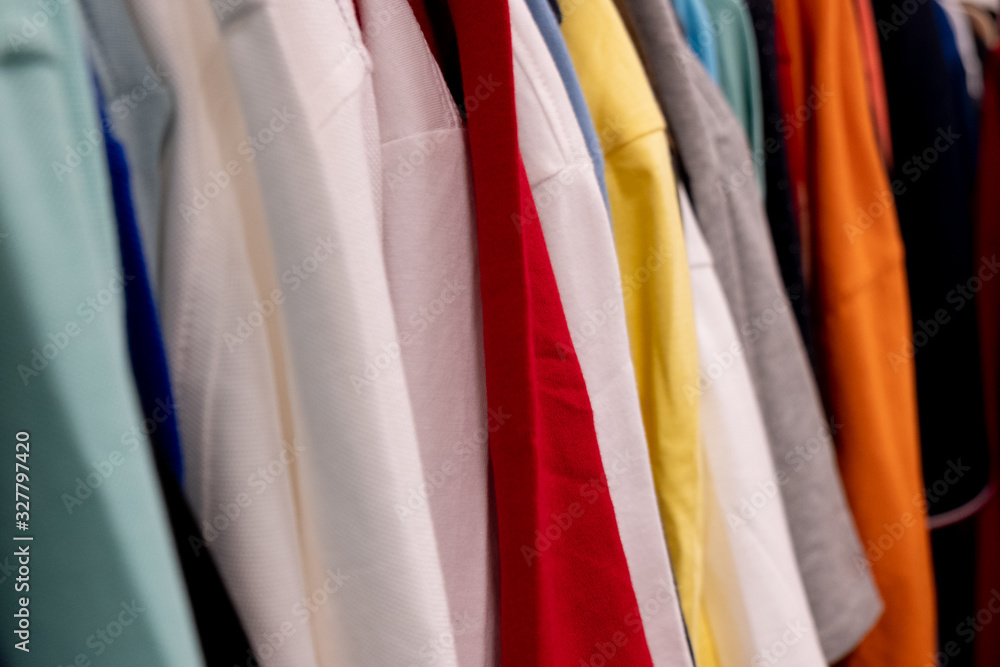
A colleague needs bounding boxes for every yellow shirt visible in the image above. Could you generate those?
[561,1,715,664]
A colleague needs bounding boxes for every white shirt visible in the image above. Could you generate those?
[680,183,826,667]
[363,0,497,663]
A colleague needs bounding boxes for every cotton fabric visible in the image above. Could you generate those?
[680,182,825,667]
[123,1,319,663]
[938,0,984,101]
[851,0,894,168]
[365,0,498,662]
[775,0,937,663]
[0,1,203,662]
[873,0,990,658]
[78,0,171,295]
[81,0,182,484]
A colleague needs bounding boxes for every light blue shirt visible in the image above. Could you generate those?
[526,0,610,210]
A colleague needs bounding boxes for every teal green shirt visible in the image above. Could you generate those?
[702,0,766,196]
[0,1,204,664]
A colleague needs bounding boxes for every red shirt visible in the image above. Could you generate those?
[443,0,656,662]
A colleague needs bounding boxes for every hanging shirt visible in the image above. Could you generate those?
[614,0,884,659]
[680,182,825,667]
[701,0,766,194]
[214,1,462,664]
[122,2,319,664]
[774,0,937,663]
[364,0,497,662]
[558,0,706,663]
[444,0,657,661]
[514,0,697,664]
[871,0,990,525]
[873,0,990,658]
[523,0,610,209]
[0,1,203,663]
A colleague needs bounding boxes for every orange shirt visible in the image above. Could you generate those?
[773,1,937,665]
